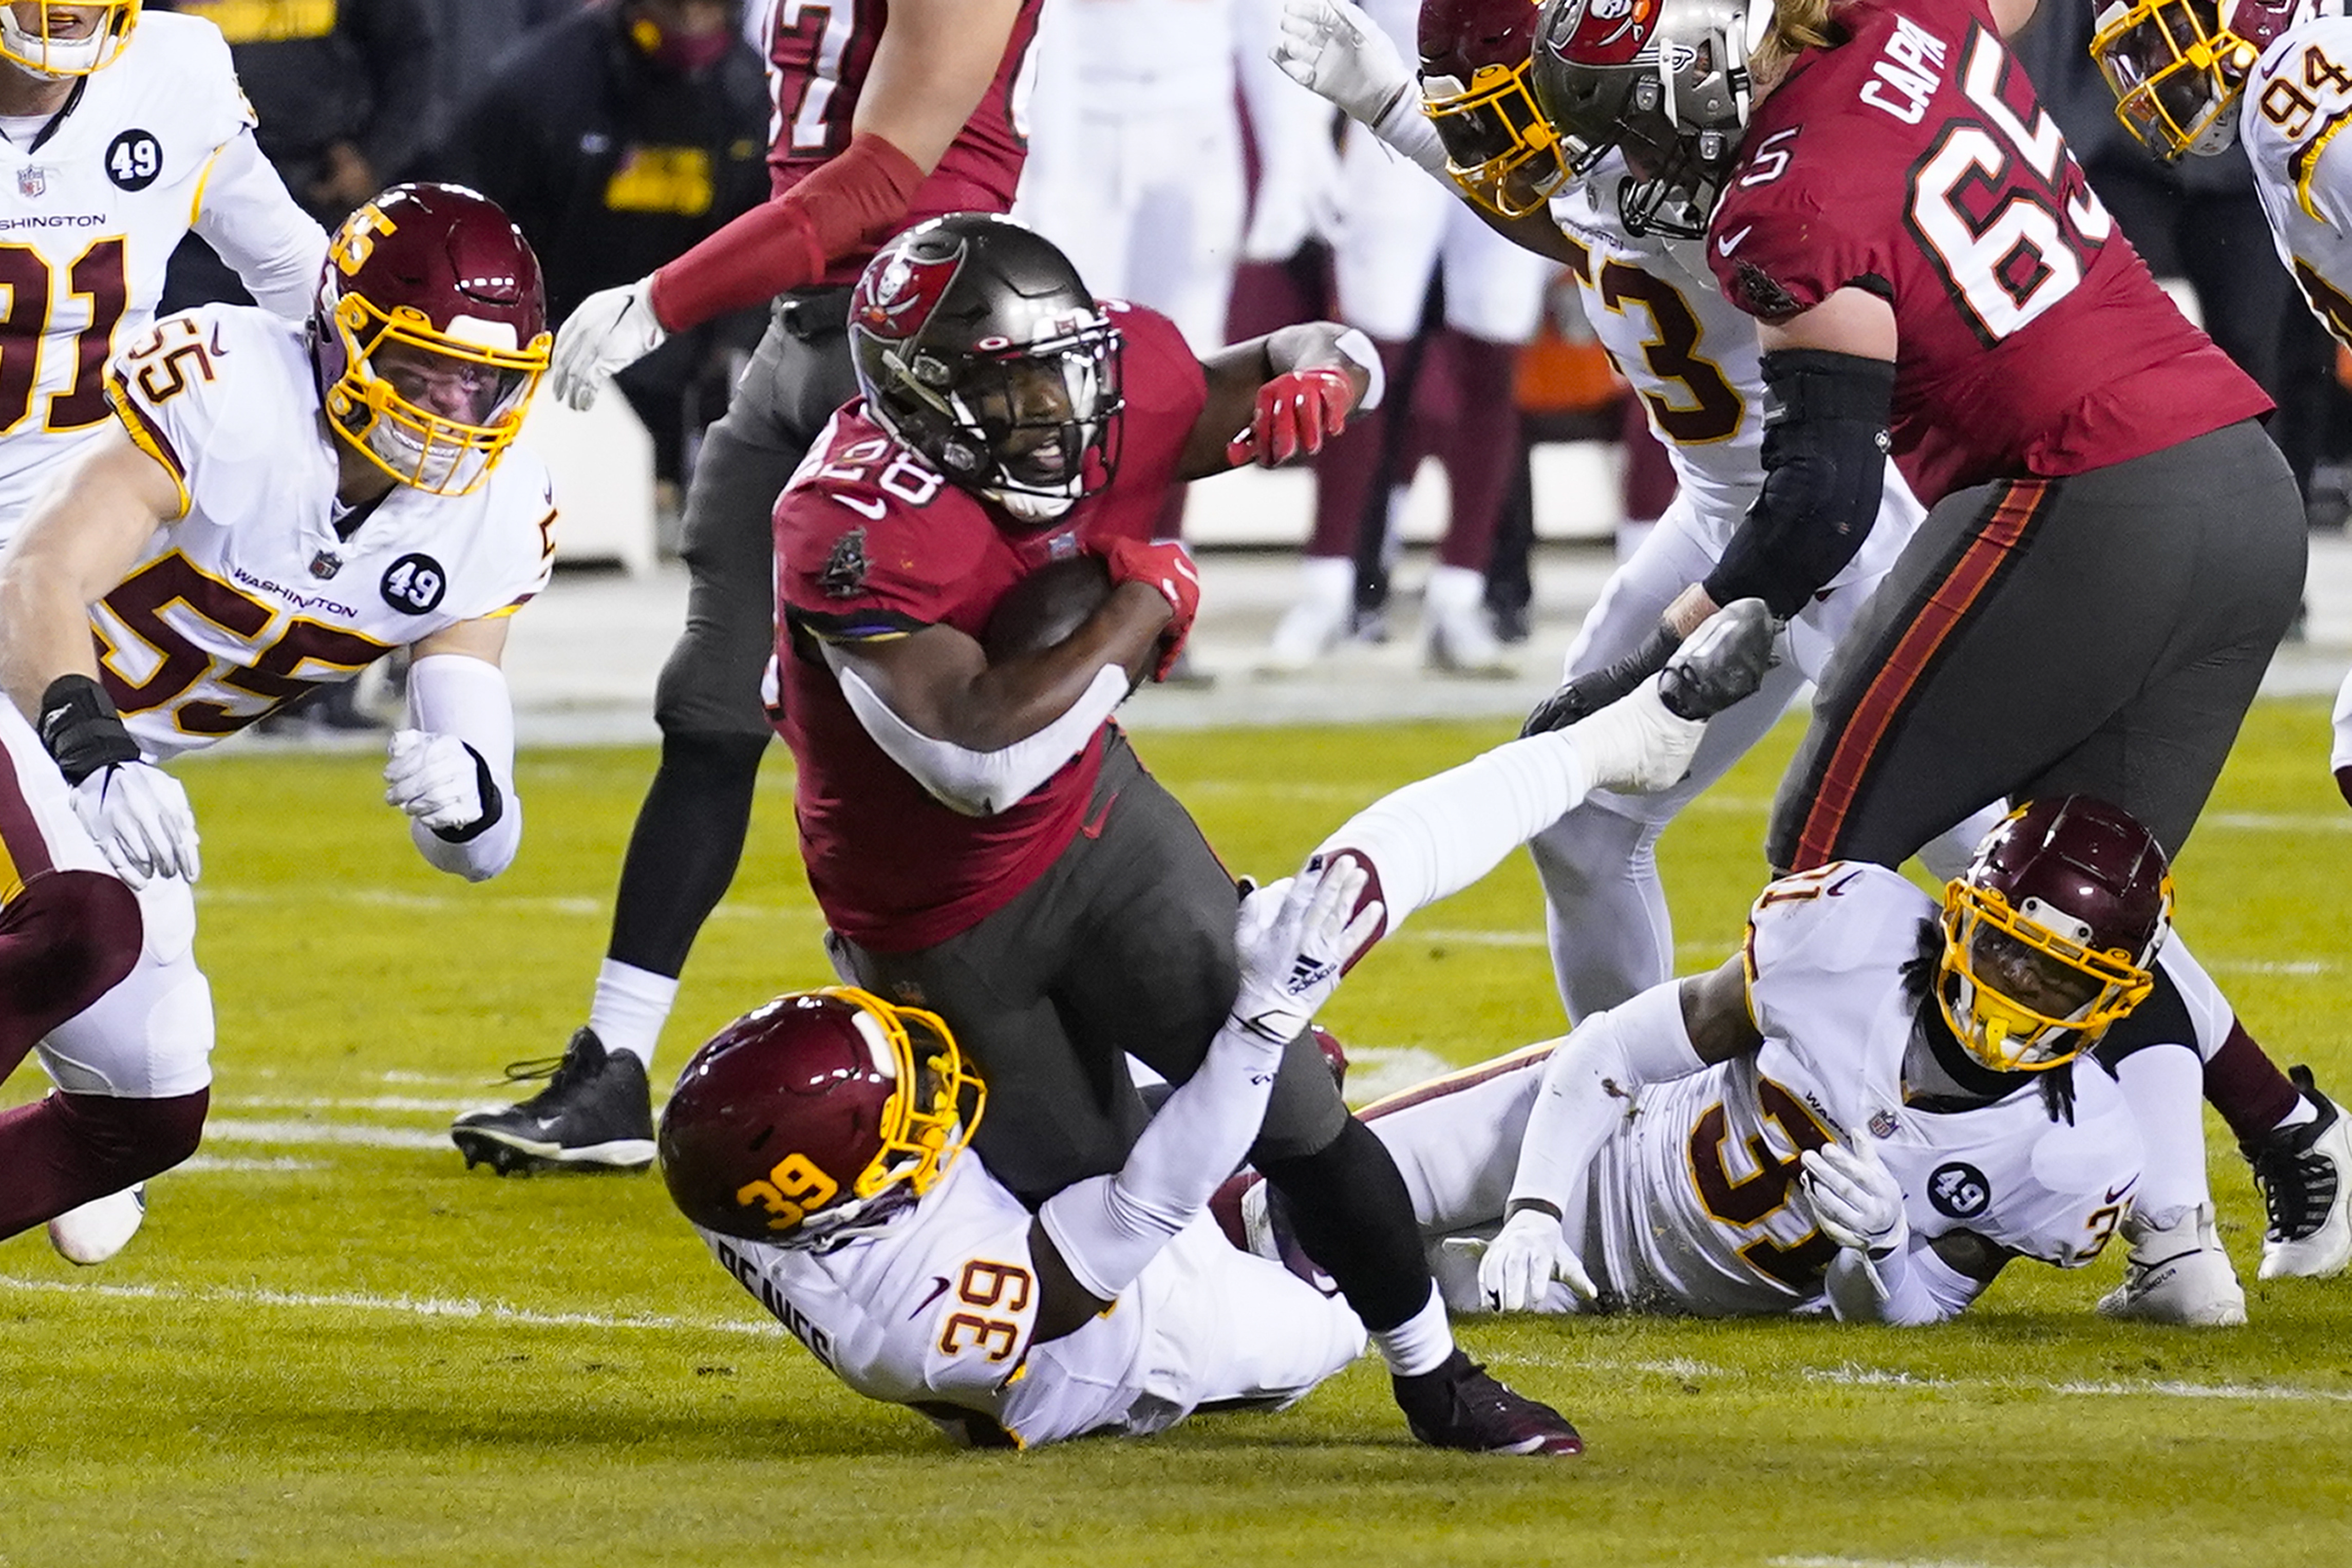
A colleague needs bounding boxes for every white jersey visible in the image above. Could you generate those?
[1546,160,1916,592]
[1576,864,2137,1314]
[1362,863,2141,1317]
[1055,0,1236,117]
[94,305,555,764]
[2242,18,2352,348]
[0,13,325,535]
[700,1153,1364,1448]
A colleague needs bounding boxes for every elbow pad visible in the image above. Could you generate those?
[1704,349,1896,620]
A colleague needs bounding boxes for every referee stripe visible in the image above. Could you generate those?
[1790,479,2053,871]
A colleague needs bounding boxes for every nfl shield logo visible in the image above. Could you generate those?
[1868,1108,1900,1140]
[17,166,44,199]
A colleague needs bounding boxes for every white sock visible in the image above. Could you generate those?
[2110,1043,2211,1233]
[1371,1283,1456,1376]
[1315,731,1592,936]
[588,959,680,1067]
[2276,1095,2321,1132]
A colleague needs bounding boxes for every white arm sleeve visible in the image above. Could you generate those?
[403,652,521,881]
[835,662,1127,818]
[192,131,332,320]
[1823,1236,1985,1326]
[1038,1017,1285,1301]
[1369,85,1452,178]
[1506,978,1707,1214]
[1313,729,1592,936]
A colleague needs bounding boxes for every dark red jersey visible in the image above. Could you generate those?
[1705,0,2270,503]
[774,304,1207,951]
[761,0,1042,286]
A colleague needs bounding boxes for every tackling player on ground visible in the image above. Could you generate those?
[0,183,555,1261]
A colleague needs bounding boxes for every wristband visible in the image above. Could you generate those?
[428,743,507,843]
[36,674,139,784]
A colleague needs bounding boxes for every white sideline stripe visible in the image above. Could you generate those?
[1408,927,1547,949]
[1342,1046,1458,1106]
[178,1155,323,1174]
[205,1119,449,1151]
[0,1275,781,1337]
[1491,1351,2352,1409]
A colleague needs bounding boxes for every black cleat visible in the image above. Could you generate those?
[451,1028,655,1176]
[1658,597,1777,721]
[1392,1350,1584,1456]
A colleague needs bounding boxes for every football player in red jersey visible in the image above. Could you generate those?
[1527,0,2349,1286]
[768,209,1604,1455]
[452,0,1055,1176]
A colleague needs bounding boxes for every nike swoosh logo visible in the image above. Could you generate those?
[909,1275,953,1320]
[2104,1181,2137,1205]
[836,493,886,521]
[1716,224,1752,257]
[1824,870,1864,897]
[1081,790,1118,839]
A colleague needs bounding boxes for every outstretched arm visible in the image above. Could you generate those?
[1186,322,1382,479]
[389,616,522,882]
[1028,859,1383,1340]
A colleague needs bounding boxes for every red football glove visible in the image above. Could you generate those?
[1093,537,1201,681]
[1227,366,1357,468]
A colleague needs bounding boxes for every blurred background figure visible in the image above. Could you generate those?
[430,0,770,497]
[159,0,441,303]
[1261,0,1546,676]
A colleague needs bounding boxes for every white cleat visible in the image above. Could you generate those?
[1420,564,1513,677]
[2246,1067,2352,1280]
[1265,555,1356,671]
[1567,682,1703,795]
[2095,1203,2247,1326]
[48,1183,146,1266]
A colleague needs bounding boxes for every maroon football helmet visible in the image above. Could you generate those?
[658,988,985,1246]
[849,213,1122,526]
[315,183,551,497]
[1938,797,2175,1072]
[1418,0,1569,218]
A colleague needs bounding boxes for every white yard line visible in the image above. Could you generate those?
[0,1274,779,1336]
[203,1119,451,1151]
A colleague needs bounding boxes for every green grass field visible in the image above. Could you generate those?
[5,700,2351,1566]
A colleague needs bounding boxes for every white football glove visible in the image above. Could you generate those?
[70,762,200,890]
[1229,855,1383,1048]
[1469,1205,1597,1312]
[1273,0,1415,127]
[1801,1140,1908,1257]
[550,278,667,410]
[384,729,486,833]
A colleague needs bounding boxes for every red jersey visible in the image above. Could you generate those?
[761,0,1042,286]
[774,304,1206,952]
[1705,0,2270,503]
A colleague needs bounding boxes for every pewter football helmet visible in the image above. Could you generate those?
[1529,0,1772,236]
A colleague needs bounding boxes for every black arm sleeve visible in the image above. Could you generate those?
[1701,349,1898,620]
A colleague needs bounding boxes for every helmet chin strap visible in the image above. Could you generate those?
[986,487,1074,524]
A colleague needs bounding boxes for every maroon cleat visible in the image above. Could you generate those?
[1393,1350,1584,1456]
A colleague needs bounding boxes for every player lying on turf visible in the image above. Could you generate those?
[0,185,555,1263]
[657,611,1779,1448]
[1227,797,2258,1325]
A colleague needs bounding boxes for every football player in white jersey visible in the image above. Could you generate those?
[0,183,555,1261]
[1226,797,2210,1325]
[656,599,1779,1449]
[0,2,327,541]
[660,861,1384,1450]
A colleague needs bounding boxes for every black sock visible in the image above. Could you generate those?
[607,731,770,977]
[1255,1118,1435,1332]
